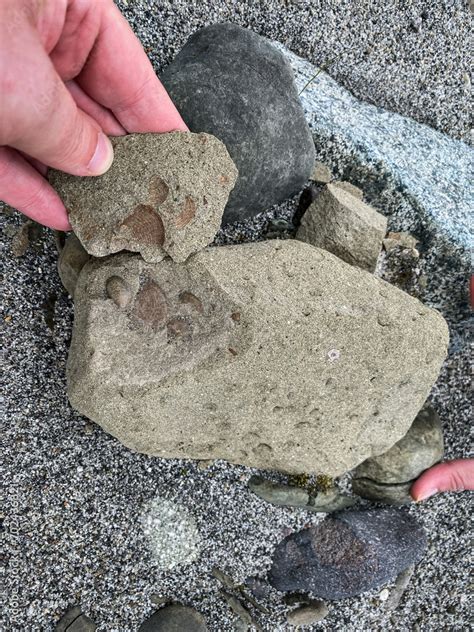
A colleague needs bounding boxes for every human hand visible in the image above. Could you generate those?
[411,458,474,501]
[0,0,187,230]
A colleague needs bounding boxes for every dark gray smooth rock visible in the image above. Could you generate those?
[55,607,96,632]
[268,509,427,599]
[138,605,208,632]
[161,23,315,225]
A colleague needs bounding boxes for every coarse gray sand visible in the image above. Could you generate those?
[2,1,473,631]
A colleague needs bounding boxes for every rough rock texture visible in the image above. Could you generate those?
[57,234,90,297]
[353,406,444,484]
[268,509,427,599]
[138,605,208,632]
[67,240,448,475]
[297,183,388,272]
[49,133,237,263]
[161,23,315,225]
[275,42,474,250]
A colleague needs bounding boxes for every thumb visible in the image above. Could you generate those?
[2,22,113,176]
[410,459,474,501]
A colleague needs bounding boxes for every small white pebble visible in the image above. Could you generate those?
[379,588,390,601]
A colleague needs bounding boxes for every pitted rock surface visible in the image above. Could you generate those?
[297,182,388,272]
[67,240,448,475]
[268,509,427,598]
[161,23,315,225]
[49,132,237,263]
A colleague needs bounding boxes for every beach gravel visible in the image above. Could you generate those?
[2,1,472,630]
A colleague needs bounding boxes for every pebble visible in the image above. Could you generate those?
[287,601,329,626]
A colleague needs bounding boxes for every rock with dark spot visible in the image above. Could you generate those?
[67,241,448,475]
[49,132,237,263]
[307,487,356,513]
[137,604,208,632]
[287,601,329,626]
[179,291,203,313]
[297,182,387,272]
[160,23,315,225]
[57,233,90,297]
[133,280,168,330]
[268,509,427,598]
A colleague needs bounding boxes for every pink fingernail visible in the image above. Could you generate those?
[415,487,438,502]
[87,132,114,175]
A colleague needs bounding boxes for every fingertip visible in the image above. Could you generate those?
[87,132,114,175]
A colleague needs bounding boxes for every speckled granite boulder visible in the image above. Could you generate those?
[352,406,444,504]
[268,509,427,598]
[138,605,208,632]
[57,233,90,297]
[297,183,387,272]
[161,23,315,225]
[67,240,448,475]
[49,132,237,263]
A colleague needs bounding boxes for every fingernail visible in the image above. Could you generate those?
[414,487,438,502]
[87,132,114,175]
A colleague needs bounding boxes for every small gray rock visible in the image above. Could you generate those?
[57,234,90,297]
[287,601,329,626]
[138,605,208,632]
[50,132,237,264]
[248,476,310,508]
[161,23,315,225]
[268,508,427,599]
[351,478,413,505]
[383,231,419,252]
[297,182,387,272]
[311,162,332,184]
[353,407,444,484]
[332,180,364,200]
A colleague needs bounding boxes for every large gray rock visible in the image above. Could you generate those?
[160,23,315,225]
[49,132,237,263]
[67,240,448,475]
[297,183,388,272]
[268,509,427,599]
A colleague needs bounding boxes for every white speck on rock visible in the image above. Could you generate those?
[327,349,340,362]
[140,497,201,570]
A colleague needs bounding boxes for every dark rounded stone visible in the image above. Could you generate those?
[138,605,208,632]
[268,508,427,599]
[161,23,315,225]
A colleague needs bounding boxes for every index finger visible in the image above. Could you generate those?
[75,2,187,134]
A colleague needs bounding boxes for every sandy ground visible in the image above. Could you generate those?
[2,1,472,631]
